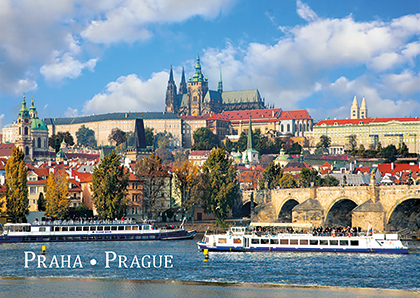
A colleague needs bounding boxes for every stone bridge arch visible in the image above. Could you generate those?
[386,195,420,231]
[277,199,300,223]
[323,196,358,227]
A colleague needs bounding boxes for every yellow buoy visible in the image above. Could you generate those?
[203,248,209,260]
[42,245,47,255]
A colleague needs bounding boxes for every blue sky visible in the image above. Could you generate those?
[1,0,419,130]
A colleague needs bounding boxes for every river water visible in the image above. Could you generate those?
[0,238,419,297]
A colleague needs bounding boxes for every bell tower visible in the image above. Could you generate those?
[187,53,208,116]
[16,94,33,162]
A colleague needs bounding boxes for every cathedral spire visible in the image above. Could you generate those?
[179,67,187,94]
[217,67,223,93]
[168,65,174,83]
[350,95,359,119]
[247,116,254,150]
[191,53,205,82]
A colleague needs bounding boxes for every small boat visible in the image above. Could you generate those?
[0,219,196,243]
[197,223,408,254]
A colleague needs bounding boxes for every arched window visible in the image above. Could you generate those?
[287,124,290,132]
[37,137,41,148]
[281,124,284,132]
[19,127,21,135]
[25,146,29,156]
[24,127,28,135]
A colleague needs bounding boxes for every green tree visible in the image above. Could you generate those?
[155,147,174,165]
[317,135,331,150]
[108,128,127,146]
[357,144,366,157]
[145,127,154,147]
[76,125,97,147]
[45,170,70,219]
[223,139,236,153]
[300,168,319,187]
[376,142,383,158]
[91,151,129,219]
[347,134,358,156]
[398,142,409,157]
[321,175,340,186]
[382,144,398,163]
[155,131,174,149]
[191,127,219,150]
[237,131,248,152]
[260,162,283,189]
[135,154,169,218]
[37,192,46,212]
[5,147,29,222]
[278,173,298,188]
[202,148,240,227]
[49,131,74,151]
[287,142,302,155]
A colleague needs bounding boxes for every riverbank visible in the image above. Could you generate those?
[1,277,418,298]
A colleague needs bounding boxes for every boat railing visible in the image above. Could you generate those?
[32,219,137,226]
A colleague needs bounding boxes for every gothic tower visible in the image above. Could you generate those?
[16,95,33,162]
[360,96,368,119]
[179,67,187,95]
[350,95,359,119]
[217,68,223,93]
[187,53,208,116]
[165,66,178,113]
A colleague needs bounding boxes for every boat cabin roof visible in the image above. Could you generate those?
[250,222,313,229]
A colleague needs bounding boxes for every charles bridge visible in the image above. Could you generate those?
[241,179,420,233]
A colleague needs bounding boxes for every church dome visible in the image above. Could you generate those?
[31,118,48,130]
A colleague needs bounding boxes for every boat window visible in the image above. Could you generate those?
[62,227,68,232]
[126,236,133,240]
[120,236,126,239]
[132,226,139,230]
[83,227,89,231]
[251,238,259,244]
[329,240,338,246]
[143,226,150,231]
[320,240,328,245]
[97,226,104,231]
[82,236,88,240]
[270,239,279,245]
[290,239,299,245]
[118,226,124,231]
[149,235,156,239]
[104,226,111,231]
[97,236,103,240]
[74,237,81,240]
[90,226,96,231]
[310,240,318,245]
[76,227,82,231]
[67,237,73,240]
[125,226,132,231]
[112,236,118,239]
[39,227,46,232]
[350,240,359,246]
[58,237,65,241]
[111,226,117,231]
[280,239,289,245]
[105,236,111,239]
[233,238,241,244]
[339,240,348,246]
[300,239,309,245]
[42,237,49,241]
[89,236,95,240]
[261,239,269,244]
[55,227,61,232]
[50,237,56,241]
[218,238,227,244]
[31,237,38,241]
[69,227,75,231]
[135,236,141,239]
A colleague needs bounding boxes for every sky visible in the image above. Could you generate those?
[0,0,419,130]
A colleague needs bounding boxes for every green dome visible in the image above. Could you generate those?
[19,99,29,118]
[31,118,48,130]
[234,151,242,158]
[56,149,67,160]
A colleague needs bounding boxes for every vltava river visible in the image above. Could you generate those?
[0,239,419,296]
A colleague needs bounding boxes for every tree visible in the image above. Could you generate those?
[278,173,298,188]
[317,135,331,150]
[376,142,383,158]
[91,151,129,219]
[76,125,97,147]
[321,175,340,186]
[108,128,127,146]
[135,154,169,219]
[287,142,302,155]
[398,142,409,158]
[173,149,189,163]
[192,127,219,150]
[49,131,74,150]
[45,170,70,219]
[155,131,174,149]
[260,162,283,189]
[37,192,46,212]
[145,127,154,147]
[357,144,366,157]
[347,135,358,156]
[237,131,247,152]
[5,147,29,223]
[202,148,240,227]
[300,168,319,187]
[382,144,398,163]
[155,147,174,165]
[172,161,204,216]
[223,139,236,153]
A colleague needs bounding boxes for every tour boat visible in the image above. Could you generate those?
[197,223,408,254]
[0,219,196,243]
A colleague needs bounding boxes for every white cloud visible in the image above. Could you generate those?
[296,0,318,22]
[0,114,5,130]
[83,72,168,114]
[65,107,79,118]
[382,71,420,96]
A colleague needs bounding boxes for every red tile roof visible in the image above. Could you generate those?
[279,110,312,120]
[222,108,281,122]
[0,143,15,158]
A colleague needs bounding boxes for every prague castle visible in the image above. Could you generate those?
[165,54,266,116]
